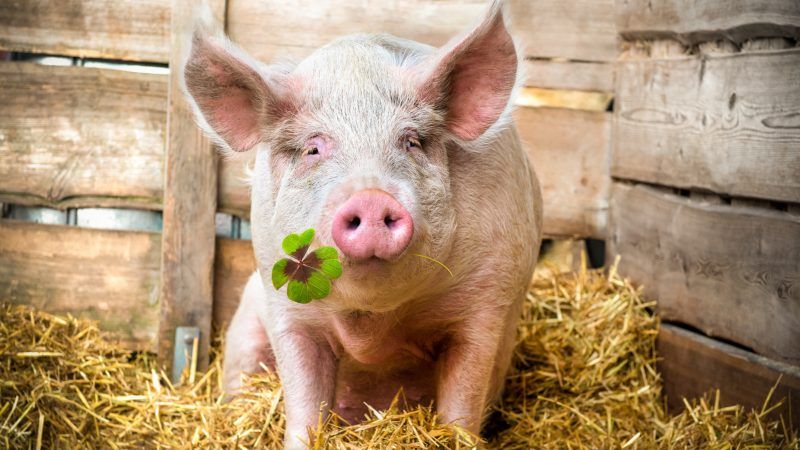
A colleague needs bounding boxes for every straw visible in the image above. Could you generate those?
[1,264,796,448]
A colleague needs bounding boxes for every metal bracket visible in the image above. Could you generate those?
[171,326,200,384]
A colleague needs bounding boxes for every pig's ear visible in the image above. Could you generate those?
[415,1,518,142]
[183,30,296,153]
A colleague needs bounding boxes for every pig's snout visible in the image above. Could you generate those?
[332,189,413,261]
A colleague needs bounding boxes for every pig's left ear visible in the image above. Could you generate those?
[415,1,518,142]
[183,30,297,153]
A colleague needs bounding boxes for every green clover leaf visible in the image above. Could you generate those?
[271,228,342,303]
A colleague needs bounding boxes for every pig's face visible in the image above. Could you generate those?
[258,39,458,303]
[184,8,518,308]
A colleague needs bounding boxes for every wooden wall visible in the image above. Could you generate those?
[609,0,800,423]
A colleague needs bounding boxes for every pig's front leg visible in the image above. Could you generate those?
[270,328,336,450]
[222,273,275,395]
[436,304,519,436]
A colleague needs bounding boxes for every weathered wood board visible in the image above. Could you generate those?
[218,107,612,238]
[1,0,615,89]
[517,88,613,111]
[609,183,800,364]
[613,49,800,203]
[658,324,800,430]
[0,62,166,210]
[213,238,257,329]
[508,0,616,62]
[0,220,161,350]
[523,59,614,93]
[517,107,610,238]
[0,0,170,62]
[617,0,800,44]
[227,0,481,64]
[158,0,224,373]
[218,153,254,219]
[227,0,616,81]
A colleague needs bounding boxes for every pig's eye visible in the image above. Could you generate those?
[302,135,328,158]
[404,136,421,151]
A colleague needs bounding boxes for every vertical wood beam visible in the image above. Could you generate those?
[159,0,226,374]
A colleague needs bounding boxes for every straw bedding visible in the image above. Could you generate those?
[1,264,797,449]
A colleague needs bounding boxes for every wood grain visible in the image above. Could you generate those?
[523,59,614,93]
[0,220,160,350]
[517,107,610,239]
[217,153,254,219]
[226,0,481,64]
[213,238,257,330]
[0,0,170,62]
[617,0,800,44]
[227,0,616,65]
[0,62,166,210]
[609,183,800,364]
[658,324,800,430]
[613,49,800,203]
[158,0,225,373]
[509,0,616,62]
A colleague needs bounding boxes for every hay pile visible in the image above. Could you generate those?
[1,265,797,449]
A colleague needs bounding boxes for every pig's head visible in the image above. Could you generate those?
[183,1,519,309]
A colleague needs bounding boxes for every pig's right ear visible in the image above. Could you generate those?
[183,31,296,153]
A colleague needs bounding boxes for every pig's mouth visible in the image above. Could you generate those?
[342,253,404,268]
[337,245,416,279]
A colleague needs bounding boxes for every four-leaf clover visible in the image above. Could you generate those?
[271,229,343,303]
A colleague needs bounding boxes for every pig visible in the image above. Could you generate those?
[183,1,542,448]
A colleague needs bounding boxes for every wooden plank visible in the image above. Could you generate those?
[0,220,160,350]
[158,0,225,373]
[509,0,616,62]
[658,324,800,430]
[609,183,800,364]
[217,154,254,219]
[0,62,166,211]
[517,88,613,111]
[516,107,610,239]
[226,0,616,65]
[523,59,614,93]
[213,238,257,330]
[226,0,481,64]
[617,0,800,44]
[0,0,170,63]
[613,49,800,203]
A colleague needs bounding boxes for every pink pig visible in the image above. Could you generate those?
[183,1,542,447]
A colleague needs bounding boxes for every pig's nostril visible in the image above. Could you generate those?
[384,215,394,228]
[347,216,361,230]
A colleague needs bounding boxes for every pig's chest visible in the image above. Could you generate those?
[328,309,441,367]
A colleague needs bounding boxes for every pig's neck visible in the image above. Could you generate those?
[325,305,443,367]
